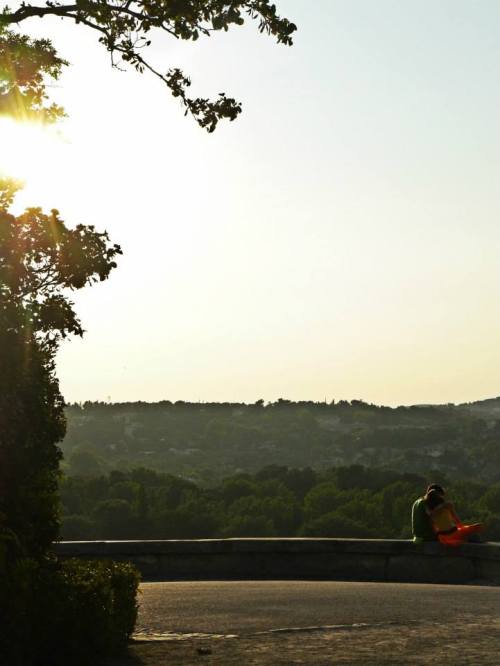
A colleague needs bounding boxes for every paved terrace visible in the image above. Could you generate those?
[113,578,500,664]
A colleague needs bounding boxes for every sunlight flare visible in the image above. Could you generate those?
[0,116,65,183]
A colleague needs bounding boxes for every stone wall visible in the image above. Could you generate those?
[54,538,500,584]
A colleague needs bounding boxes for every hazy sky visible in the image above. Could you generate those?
[3,1,500,406]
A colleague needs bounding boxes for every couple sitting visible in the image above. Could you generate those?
[412,483,483,546]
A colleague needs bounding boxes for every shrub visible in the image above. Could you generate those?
[0,556,140,666]
[0,551,38,666]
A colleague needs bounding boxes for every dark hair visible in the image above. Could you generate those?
[426,483,444,496]
[426,489,445,510]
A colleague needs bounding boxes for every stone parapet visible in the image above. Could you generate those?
[53,538,500,584]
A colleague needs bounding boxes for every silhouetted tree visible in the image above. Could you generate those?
[0,1,296,131]
[0,180,121,555]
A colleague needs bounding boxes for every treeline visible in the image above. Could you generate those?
[60,464,500,542]
[62,398,500,484]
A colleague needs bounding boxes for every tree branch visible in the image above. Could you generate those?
[6,4,79,23]
[1,1,296,131]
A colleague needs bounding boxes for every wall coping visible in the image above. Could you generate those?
[53,539,500,584]
[54,538,500,560]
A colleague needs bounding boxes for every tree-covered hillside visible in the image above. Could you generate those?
[62,398,500,485]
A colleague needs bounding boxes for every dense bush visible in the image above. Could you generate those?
[0,554,139,666]
[0,323,64,557]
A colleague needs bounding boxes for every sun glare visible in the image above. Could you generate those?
[0,117,65,184]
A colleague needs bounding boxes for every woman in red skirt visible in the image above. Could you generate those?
[426,489,484,546]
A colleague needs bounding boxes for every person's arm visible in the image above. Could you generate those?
[430,517,440,534]
[423,502,441,532]
[447,502,463,528]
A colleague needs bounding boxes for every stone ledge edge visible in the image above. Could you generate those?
[53,538,500,560]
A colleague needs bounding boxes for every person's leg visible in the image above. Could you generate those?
[438,524,484,546]
[457,523,483,539]
[438,533,462,546]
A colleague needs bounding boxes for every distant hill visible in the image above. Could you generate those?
[459,396,500,417]
[61,398,500,484]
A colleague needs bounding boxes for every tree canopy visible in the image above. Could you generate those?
[0,1,296,130]
[0,31,66,121]
[61,398,500,487]
[0,180,121,555]
[0,179,122,344]
[58,463,500,541]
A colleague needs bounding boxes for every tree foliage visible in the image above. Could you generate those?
[0,321,65,556]
[62,398,500,486]
[0,30,66,121]
[0,180,121,344]
[1,557,139,665]
[59,463,500,541]
[0,181,121,555]
[0,1,296,130]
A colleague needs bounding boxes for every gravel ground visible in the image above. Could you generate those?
[106,615,500,665]
[105,580,500,665]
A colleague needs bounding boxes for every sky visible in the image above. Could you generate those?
[3,0,500,406]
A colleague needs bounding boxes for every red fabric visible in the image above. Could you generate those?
[438,523,483,546]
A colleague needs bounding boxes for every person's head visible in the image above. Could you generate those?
[426,483,445,498]
[426,489,445,510]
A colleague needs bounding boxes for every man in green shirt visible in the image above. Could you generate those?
[411,484,445,543]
